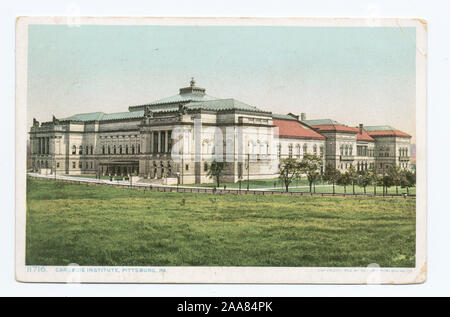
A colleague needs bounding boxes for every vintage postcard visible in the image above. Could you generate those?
[15,17,427,284]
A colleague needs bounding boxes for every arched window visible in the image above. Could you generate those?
[137,144,140,154]
[79,146,83,155]
[313,144,317,155]
[108,145,111,154]
[288,144,293,158]
[72,145,76,155]
[102,145,105,155]
[303,144,307,154]
[119,145,122,154]
[90,145,94,155]
[296,144,301,158]
[349,145,353,156]
[126,145,129,154]
[344,145,348,156]
[113,145,116,154]
[131,144,135,154]
[340,145,344,156]
[85,146,89,155]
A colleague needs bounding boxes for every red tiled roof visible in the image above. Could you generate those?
[366,130,411,138]
[309,124,357,134]
[348,127,375,142]
[273,119,325,140]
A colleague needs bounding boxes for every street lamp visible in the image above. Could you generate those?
[246,152,250,191]
[130,170,132,188]
[238,176,242,194]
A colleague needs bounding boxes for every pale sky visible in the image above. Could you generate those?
[27,25,416,142]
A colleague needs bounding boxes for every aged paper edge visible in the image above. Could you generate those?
[15,17,427,284]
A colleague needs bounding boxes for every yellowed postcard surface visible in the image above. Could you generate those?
[15,17,427,283]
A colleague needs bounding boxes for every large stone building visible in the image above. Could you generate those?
[29,79,412,184]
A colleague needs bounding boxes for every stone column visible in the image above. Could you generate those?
[165,131,169,153]
[158,131,161,153]
[150,131,153,153]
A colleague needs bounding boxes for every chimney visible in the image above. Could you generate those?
[301,113,306,121]
[359,123,363,134]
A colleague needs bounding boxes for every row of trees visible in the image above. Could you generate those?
[204,155,416,196]
[279,154,416,195]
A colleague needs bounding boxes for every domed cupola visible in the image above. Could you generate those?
[179,77,206,95]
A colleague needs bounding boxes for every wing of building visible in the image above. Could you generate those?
[29,79,412,183]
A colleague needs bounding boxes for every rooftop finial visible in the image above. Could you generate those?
[190,77,195,87]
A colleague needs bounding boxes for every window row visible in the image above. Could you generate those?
[340,144,353,156]
[72,161,95,169]
[101,144,140,155]
[72,145,94,155]
[399,147,409,157]
[279,143,324,159]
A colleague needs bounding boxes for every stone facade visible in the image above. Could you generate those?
[29,80,412,183]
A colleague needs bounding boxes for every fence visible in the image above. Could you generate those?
[27,174,416,199]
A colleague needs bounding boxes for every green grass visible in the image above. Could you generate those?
[66,174,112,180]
[26,177,416,267]
[179,177,415,195]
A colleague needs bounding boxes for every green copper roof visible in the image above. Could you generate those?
[363,125,396,131]
[62,112,105,121]
[59,81,267,123]
[141,92,219,106]
[302,119,342,125]
[62,110,145,122]
[186,99,263,112]
[272,113,298,120]
[60,98,265,123]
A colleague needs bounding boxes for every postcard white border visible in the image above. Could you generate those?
[15,16,427,284]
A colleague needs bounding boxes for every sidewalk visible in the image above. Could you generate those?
[27,173,414,198]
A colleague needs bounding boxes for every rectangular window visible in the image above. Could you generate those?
[160,132,166,153]
[153,133,159,153]
[167,131,172,153]
[56,162,60,168]
[185,164,189,171]
[79,162,82,168]
[72,162,76,168]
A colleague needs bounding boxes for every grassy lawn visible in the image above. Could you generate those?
[181,178,416,196]
[26,177,416,267]
[66,174,112,180]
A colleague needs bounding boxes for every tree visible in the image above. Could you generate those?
[337,171,352,194]
[347,164,358,195]
[300,153,323,193]
[400,169,416,195]
[278,157,301,192]
[381,172,394,196]
[388,165,402,195]
[357,169,372,194]
[368,165,380,195]
[323,163,340,195]
[206,160,226,188]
